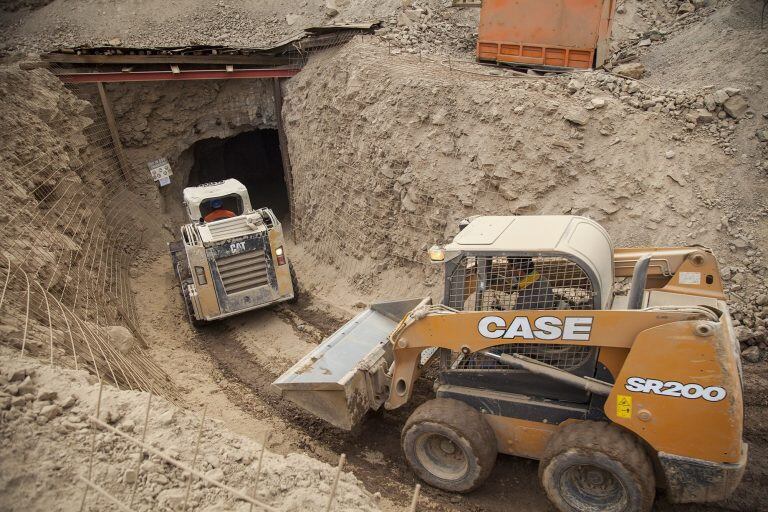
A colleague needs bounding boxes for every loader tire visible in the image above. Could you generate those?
[402,398,497,493]
[288,260,299,304]
[539,421,655,512]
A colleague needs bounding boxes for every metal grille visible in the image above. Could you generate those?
[446,256,596,311]
[455,343,594,371]
[204,216,263,242]
[216,251,269,294]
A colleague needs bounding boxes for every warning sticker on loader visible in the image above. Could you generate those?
[679,271,702,285]
[616,395,632,419]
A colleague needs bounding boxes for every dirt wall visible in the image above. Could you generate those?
[283,40,764,295]
[0,350,381,512]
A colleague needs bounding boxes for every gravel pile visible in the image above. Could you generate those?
[0,350,381,512]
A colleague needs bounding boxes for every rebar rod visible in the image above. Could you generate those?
[76,474,136,512]
[88,416,279,512]
[325,454,346,512]
[249,430,272,512]
[79,381,103,512]
[183,405,207,511]
[129,392,152,507]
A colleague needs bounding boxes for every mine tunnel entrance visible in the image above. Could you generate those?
[187,129,290,223]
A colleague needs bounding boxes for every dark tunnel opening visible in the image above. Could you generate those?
[187,130,290,223]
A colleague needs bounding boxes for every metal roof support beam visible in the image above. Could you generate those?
[56,68,300,83]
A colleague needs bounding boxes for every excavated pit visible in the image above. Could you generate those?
[3,15,768,509]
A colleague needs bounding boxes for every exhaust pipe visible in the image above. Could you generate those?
[627,254,652,310]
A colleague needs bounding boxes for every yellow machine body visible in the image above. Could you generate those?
[274,215,746,503]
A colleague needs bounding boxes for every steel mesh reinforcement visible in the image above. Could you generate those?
[0,69,177,400]
[446,255,597,311]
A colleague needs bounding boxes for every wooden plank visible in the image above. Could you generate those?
[41,53,291,66]
[96,83,130,183]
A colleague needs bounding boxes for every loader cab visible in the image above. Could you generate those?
[434,215,615,311]
[431,215,615,403]
[182,179,253,224]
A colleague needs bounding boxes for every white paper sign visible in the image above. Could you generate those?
[147,157,173,182]
[679,272,701,285]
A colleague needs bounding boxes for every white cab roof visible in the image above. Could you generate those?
[182,178,253,222]
[447,215,615,309]
[183,179,252,209]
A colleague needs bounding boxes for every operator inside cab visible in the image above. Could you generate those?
[203,198,236,223]
[509,257,556,310]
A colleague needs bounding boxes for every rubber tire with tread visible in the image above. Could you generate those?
[288,260,299,304]
[539,421,655,512]
[402,398,497,493]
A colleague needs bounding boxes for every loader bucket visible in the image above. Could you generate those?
[272,297,428,430]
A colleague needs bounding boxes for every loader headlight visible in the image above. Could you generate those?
[275,246,286,266]
[428,245,445,262]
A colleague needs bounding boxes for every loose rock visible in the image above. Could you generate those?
[723,95,749,119]
[563,109,589,126]
[742,346,760,363]
[613,63,645,79]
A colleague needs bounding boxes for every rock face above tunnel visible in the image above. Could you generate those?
[106,79,278,211]
[281,39,763,299]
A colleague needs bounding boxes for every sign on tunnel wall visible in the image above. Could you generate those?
[148,157,173,186]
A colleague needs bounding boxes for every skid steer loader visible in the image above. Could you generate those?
[273,215,746,511]
[169,179,297,326]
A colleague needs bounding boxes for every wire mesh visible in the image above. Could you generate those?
[0,68,177,400]
[446,256,596,311]
[71,383,404,512]
[442,254,597,372]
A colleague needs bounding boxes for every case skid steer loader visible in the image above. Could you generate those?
[169,179,297,326]
[273,215,746,511]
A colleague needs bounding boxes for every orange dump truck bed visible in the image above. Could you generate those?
[477,0,616,70]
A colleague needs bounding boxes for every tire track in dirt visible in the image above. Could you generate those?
[201,324,562,510]
[196,298,558,511]
[197,316,436,510]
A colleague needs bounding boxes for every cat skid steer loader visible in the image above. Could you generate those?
[273,215,746,511]
[169,179,296,326]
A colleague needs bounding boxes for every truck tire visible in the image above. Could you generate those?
[401,398,497,493]
[539,421,655,512]
[288,260,299,304]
